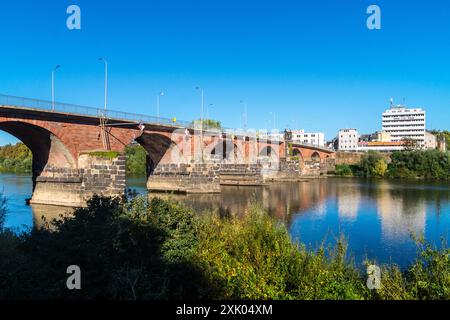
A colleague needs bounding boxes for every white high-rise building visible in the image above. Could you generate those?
[338,129,359,151]
[382,105,426,147]
[291,130,325,146]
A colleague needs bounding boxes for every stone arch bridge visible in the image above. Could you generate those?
[0,95,334,206]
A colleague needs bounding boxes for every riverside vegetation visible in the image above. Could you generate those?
[334,150,450,180]
[0,193,448,300]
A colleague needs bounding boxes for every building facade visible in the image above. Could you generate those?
[338,129,359,151]
[291,130,325,146]
[424,131,437,150]
[382,106,426,147]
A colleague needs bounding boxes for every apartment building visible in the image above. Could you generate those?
[291,130,325,146]
[382,105,426,147]
[338,129,359,151]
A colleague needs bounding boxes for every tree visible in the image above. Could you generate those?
[372,158,388,177]
[190,119,221,130]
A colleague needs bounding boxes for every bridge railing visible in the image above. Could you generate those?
[0,94,192,128]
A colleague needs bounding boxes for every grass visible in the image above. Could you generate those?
[86,151,121,160]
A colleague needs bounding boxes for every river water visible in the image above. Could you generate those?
[1,173,449,268]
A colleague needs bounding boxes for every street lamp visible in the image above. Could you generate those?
[195,87,204,129]
[98,58,108,112]
[195,87,205,161]
[51,65,60,111]
[157,91,165,123]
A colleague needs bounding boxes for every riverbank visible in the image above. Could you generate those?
[333,150,450,180]
[0,195,448,300]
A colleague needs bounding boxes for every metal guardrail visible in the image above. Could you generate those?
[0,94,192,128]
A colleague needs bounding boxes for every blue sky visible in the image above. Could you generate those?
[1,0,450,145]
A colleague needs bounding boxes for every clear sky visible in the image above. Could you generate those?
[1,0,450,145]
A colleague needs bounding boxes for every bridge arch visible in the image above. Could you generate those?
[135,132,184,175]
[259,145,278,162]
[311,151,321,162]
[0,121,76,188]
[208,140,243,163]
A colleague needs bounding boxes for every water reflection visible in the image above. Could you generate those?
[31,204,73,230]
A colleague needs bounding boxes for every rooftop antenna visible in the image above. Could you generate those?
[390,98,394,108]
[403,97,406,106]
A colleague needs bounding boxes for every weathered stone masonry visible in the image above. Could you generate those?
[31,154,127,207]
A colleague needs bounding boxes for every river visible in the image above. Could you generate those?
[1,173,449,268]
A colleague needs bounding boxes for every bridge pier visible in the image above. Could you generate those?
[147,163,221,193]
[30,153,127,207]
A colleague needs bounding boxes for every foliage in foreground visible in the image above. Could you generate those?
[0,195,448,300]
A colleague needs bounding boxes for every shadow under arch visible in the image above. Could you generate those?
[0,121,76,190]
[292,148,303,158]
[311,151,321,162]
[259,145,279,161]
[135,132,182,175]
[209,140,243,162]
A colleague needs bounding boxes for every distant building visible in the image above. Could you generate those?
[338,129,359,151]
[291,130,325,146]
[437,134,447,152]
[382,105,426,147]
[256,131,284,141]
[424,131,437,150]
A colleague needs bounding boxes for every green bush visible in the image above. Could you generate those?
[334,164,353,176]
[196,205,367,300]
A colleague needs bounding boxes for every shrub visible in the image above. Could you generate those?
[334,164,353,176]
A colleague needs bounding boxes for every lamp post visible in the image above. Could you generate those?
[157,91,164,123]
[98,58,108,112]
[195,87,204,161]
[195,87,204,129]
[51,65,60,111]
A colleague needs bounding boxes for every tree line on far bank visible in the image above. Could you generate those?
[0,143,147,176]
[334,150,450,180]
